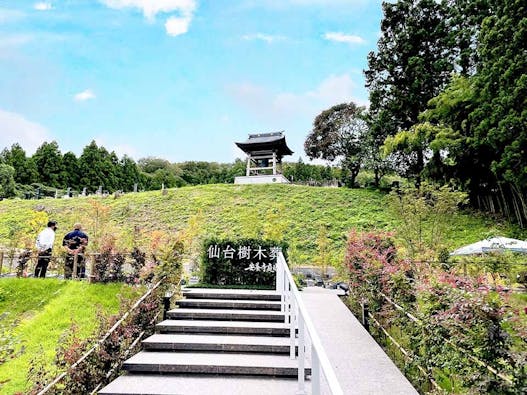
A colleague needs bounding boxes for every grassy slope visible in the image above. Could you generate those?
[0,279,140,394]
[0,184,518,265]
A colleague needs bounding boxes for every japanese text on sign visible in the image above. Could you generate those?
[207,244,282,272]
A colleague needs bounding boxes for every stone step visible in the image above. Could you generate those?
[142,334,296,354]
[176,298,282,311]
[183,288,281,301]
[156,320,291,336]
[167,308,285,322]
[98,374,308,395]
[122,351,310,377]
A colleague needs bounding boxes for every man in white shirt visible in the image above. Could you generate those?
[35,220,58,278]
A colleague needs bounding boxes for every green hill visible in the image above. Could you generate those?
[0,184,517,264]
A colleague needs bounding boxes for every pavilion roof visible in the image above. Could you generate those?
[235,132,294,156]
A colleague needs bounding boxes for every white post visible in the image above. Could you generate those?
[312,346,321,395]
[276,254,285,312]
[297,314,306,394]
[290,295,296,359]
[272,152,277,175]
[285,282,291,325]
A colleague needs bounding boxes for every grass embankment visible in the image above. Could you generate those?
[0,278,140,394]
[0,184,518,266]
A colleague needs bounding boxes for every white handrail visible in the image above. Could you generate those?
[276,252,344,395]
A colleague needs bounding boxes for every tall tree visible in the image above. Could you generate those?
[444,0,492,75]
[0,143,38,185]
[78,141,118,192]
[32,141,64,188]
[365,0,454,182]
[60,151,80,190]
[118,155,142,191]
[0,164,16,198]
[304,102,368,187]
[469,0,527,222]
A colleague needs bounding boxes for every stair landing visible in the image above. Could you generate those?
[98,374,307,395]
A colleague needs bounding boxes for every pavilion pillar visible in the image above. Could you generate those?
[272,152,277,175]
[246,155,251,176]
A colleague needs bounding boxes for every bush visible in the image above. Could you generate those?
[344,229,527,393]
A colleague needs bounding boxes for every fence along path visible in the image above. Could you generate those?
[0,249,139,280]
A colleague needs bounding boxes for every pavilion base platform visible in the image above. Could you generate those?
[234,174,290,184]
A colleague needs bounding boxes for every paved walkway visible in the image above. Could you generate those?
[301,287,418,395]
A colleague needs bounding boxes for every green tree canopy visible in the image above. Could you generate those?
[0,143,38,185]
[60,151,80,190]
[78,141,118,192]
[32,141,64,188]
[304,102,368,186]
[365,0,454,184]
[0,164,16,198]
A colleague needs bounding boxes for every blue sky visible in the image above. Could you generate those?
[0,0,383,163]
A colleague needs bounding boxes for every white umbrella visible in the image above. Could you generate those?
[450,236,527,256]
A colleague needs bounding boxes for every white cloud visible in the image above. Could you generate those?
[324,32,365,44]
[165,15,191,36]
[74,89,96,101]
[242,33,285,43]
[228,74,367,123]
[100,0,197,36]
[100,0,196,19]
[0,109,50,154]
[34,2,52,11]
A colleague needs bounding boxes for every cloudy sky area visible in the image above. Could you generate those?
[0,0,383,162]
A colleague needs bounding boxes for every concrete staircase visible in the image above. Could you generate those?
[99,288,310,395]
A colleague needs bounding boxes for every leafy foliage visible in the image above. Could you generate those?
[366,0,527,227]
[388,184,468,260]
[304,102,368,186]
[0,164,16,198]
[344,230,527,394]
[365,0,454,184]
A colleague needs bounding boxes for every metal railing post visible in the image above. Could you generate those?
[361,301,369,333]
[297,313,306,395]
[72,253,78,279]
[276,256,285,312]
[312,346,321,395]
[290,296,296,359]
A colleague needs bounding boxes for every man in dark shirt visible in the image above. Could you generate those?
[62,223,89,279]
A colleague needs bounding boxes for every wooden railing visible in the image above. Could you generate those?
[0,249,139,281]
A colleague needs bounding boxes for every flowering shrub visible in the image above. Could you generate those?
[344,230,527,394]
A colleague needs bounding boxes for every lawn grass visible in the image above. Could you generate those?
[0,278,141,395]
